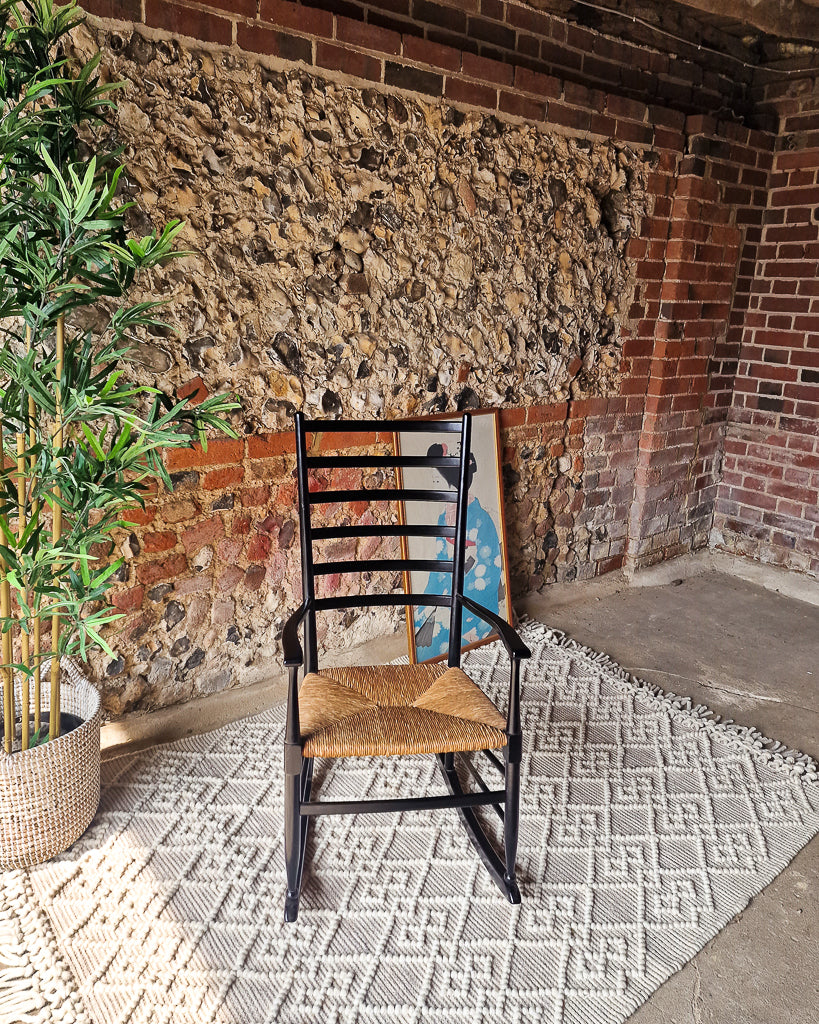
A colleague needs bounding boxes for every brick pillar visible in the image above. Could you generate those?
[714,77,819,575]
[626,117,773,570]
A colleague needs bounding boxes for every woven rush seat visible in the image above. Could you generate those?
[299,663,507,758]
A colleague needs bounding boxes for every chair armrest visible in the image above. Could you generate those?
[282,599,312,667]
[460,596,531,661]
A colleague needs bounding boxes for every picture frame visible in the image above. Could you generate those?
[395,409,513,665]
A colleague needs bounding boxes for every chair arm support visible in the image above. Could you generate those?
[282,599,312,667]
[284,663,303,767]
[460,596,531,661]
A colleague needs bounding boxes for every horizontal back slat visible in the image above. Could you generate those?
[312,524,456,541]
[313,558,452,577]
[293,411,471,673]
[302,418,462,434]
[304,455,461,470]
[309,487,457,505]
[313,593,452,612]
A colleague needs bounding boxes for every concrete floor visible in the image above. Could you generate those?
[99,559,819,1023]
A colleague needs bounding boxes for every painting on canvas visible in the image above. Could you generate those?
[396,410,512,664]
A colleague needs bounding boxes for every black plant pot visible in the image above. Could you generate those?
[2,711,84,748]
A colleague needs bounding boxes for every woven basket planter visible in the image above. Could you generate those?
[0,661,101,869]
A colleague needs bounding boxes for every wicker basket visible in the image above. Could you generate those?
[0,660,101,868]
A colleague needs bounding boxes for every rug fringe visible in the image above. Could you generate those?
[0,872,89,1024]
[517,618,818,782]
[0,917,45,1024]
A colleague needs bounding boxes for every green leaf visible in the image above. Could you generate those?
[0,0,240,672]
[28,724,50,748]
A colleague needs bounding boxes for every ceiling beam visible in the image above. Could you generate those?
[663,0,819,42]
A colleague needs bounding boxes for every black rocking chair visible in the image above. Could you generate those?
[281,412,531,922]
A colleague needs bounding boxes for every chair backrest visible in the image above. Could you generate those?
[294,412,473,673]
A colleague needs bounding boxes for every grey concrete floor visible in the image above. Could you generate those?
[523,570,819,1024]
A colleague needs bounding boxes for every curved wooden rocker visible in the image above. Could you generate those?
[281,412,531,922]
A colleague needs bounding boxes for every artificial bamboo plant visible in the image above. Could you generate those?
[0,0,237,753]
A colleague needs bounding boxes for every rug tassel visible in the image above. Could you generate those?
[0,924,46,1024]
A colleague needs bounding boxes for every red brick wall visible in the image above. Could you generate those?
[83,0,787,591]
[85,0,757,122]
[627,118,774,566]
[713,78,819,575]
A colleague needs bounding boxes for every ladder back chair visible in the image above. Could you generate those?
[282,412,531,922]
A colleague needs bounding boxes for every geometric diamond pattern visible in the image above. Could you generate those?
[13,623,819,1024]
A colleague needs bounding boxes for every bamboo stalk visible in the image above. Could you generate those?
[0,595,11,754]
[1,422,13,754]
[16,432,29,750]
[49,314,64,741]
[33,605,41,733]
[27,325,41,734]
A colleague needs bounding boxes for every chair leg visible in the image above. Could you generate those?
[284,758,312,922]
[435,752,521,905]
[503,754,521,904]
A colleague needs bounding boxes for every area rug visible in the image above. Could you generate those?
[2,621,818,1024]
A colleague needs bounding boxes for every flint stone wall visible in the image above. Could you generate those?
[72,25,650,715]
[96,28,648,421]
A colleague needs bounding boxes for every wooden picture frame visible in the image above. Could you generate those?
[395,409,513,664]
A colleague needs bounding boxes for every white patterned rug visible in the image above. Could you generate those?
[2,622,818,1024]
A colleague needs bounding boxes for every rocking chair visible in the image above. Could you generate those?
[281,412,531,922]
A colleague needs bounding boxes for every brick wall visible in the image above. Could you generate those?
[84,0,758,122]
[627,118,774,567]
[82,5,777,585]
[713,76,819,575]
[73,0,819,711]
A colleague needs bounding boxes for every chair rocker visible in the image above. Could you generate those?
[281,412,531,922]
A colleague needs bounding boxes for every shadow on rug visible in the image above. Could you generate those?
[3,621,818,1024]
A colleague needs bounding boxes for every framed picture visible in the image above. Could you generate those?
[395,409,513,664]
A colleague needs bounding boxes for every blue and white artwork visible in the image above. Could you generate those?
[398,411,511,663]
